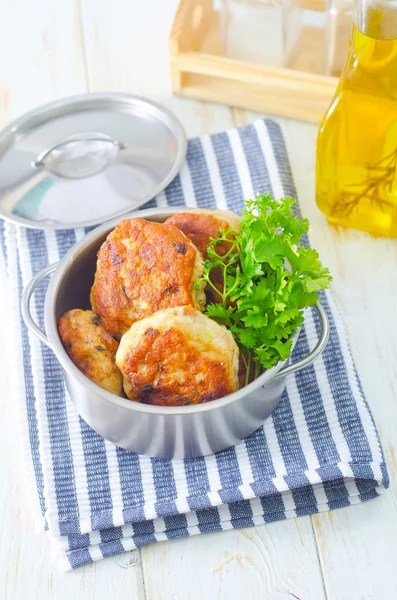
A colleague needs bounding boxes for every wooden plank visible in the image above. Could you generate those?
[0,0,87,121]
[177,75,333,123]
[141,521,326,600]
[304,0,326,10]
[79,0,235,135]
[171,51,338,87]
[308,223,397,598]
[169,0,214,55]
[0,0,146,597]
[0,235,143,600]
[248,111,397,600]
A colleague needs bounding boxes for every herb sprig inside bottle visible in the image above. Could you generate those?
[195,195,332,386]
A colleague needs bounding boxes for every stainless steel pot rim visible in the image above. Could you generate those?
[23,206,330,416]
[54,330,290,416]
[0,93,187,230]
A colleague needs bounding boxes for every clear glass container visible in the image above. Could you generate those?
[316,0,397,237]
[324,0,353,76]
[220,0,304,68]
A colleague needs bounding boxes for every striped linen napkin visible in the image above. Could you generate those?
[0,118,389,570]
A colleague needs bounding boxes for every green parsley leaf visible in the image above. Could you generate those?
[197,194,332,380]
[205,303,234,327]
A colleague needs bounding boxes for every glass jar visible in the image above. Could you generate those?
[316,0,397,237]
[220,0,304,68]
[324,0,353,76]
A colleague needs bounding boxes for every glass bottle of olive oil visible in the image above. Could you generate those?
[316,0,397,237]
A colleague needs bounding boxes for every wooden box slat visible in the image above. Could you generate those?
[169,0,339,123]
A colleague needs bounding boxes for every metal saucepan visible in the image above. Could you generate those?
[21,207,330,459]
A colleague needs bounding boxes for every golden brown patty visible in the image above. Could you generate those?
[58,309,123,396]
[164,209,241,259]
[116,306,239,406]
[165,209,241,304]
[90,218,206,338]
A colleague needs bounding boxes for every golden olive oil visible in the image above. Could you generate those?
[316,8,397,237]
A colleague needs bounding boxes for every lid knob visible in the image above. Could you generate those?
[33,132,125,179]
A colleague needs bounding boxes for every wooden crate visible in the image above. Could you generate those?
[169,0,339,123]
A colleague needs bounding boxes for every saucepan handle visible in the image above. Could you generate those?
[21,262,58,349]
[274,302,330,379]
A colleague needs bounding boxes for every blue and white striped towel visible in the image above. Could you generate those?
[0,118,389,570]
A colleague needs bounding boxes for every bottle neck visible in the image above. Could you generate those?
[354,0,397,39]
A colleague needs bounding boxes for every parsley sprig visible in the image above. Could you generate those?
[196,195,332,385]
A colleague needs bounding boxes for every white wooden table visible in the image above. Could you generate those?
[1,1,396,598]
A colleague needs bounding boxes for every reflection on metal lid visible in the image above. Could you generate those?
[0,93,187,230]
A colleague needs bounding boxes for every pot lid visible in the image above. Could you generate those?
[0,93,187,230]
